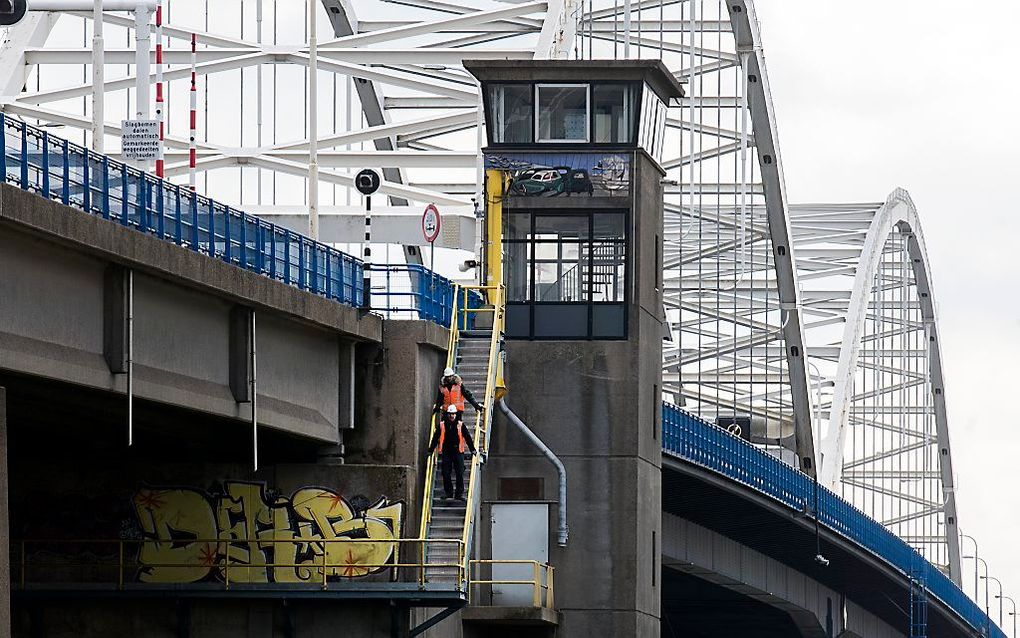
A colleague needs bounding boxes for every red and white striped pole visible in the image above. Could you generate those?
[154,1,164,177]
[189,32,197,191]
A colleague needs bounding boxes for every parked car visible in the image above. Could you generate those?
[509,168,564,196]
[556,167,594,196]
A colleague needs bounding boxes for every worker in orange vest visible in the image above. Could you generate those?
[433,366,484,423]
[428,404,477,502]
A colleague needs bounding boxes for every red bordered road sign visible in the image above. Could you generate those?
[422,203,441,243]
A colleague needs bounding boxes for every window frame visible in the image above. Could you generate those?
[487,82,534,145]
[534,83,591,144]
[483,80,648,150]
[504,208,629,340]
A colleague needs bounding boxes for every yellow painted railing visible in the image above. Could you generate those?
[15,537,466,591]
[468,560,555,609]
[417,283,506,589]
[417,283,463,543]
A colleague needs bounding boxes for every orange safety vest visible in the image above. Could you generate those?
[437,420,467,454]
[440,384,465,411]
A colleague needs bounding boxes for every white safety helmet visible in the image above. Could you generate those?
[446,404,459,414]
[443,367,455,377]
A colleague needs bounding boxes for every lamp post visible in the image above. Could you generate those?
[985,576,1003,629]
[962,533,980,602]
[1000,595,1015,638]
[965,555,990,636]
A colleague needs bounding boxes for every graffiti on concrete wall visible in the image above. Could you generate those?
[131,481,403,583]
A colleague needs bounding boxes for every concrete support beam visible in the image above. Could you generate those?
[228,305,253,403]
[102,266,129,374]
[0,386,8,638]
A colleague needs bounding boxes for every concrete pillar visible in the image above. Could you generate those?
[0,387,9,638]
[347,320,447,468]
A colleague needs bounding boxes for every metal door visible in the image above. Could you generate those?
[490,502,549,606]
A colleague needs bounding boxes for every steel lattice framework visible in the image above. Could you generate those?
[0,0,962,584]
[794,190,962,583]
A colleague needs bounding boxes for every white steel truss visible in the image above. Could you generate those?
[0,0,962,583]
[664,0,815,475]
[794,190,962,584]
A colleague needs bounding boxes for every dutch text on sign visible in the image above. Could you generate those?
[121,119,160,161]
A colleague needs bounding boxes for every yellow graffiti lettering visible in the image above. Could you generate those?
[131,482,403,584]
[133,488,218,583]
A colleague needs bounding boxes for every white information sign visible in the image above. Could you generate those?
[121,119,160,161]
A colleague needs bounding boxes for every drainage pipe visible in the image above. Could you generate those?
[497,399,568,547]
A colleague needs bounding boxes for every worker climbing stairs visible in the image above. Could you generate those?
[418,286,505,587]
[418,168,509,590]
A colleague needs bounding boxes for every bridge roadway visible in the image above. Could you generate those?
[0,119,1004,638]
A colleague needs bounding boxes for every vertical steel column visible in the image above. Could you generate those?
[133,3,152,171]
[154,0,164,177]
[484,169,504,303]
[92,0,105,153]
[362,195,372,308]
[307,0,319,239]
[251,310,258,470]
[189,33,197,191]
[127,268,134,445]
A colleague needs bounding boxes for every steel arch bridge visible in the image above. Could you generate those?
[0,0,962,585]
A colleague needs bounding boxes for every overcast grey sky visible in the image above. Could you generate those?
[754,0,1020,601]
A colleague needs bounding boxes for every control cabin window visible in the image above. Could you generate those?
[484,80,651,148]
[536,84,589,143]
[593,84,637,143]
[506,210,627,339]
[489,84,533,144]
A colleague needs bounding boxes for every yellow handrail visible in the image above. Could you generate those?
[16,537,466,591]
[416,282,505,591]
[468,560,555,609]
[417,284,463,543]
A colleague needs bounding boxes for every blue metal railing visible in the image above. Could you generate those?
[1,114,362,306]
[371,263,456,326]
[0,114,463,327]
[662,404,1004,638]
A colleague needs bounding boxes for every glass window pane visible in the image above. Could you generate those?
[593,304,626,338]
[586,241,626,302]
[489,84,533,143]
[593,213,625,240]
[534,242,558,260]
[507,212,531,241]
[535,214,589,240]
[506,241,531,301]
[536,84,589,142]
[534,304,589,338]
[535,262,584,302]
[593,84,636,143]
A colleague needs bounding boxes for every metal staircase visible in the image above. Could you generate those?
[419,286,504,588]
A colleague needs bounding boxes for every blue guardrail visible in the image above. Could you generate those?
[0,114,460,327]
[662,403,1004,638]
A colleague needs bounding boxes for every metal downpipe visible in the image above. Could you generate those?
[496,399,568,547]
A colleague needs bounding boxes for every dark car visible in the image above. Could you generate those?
[556,167,594,196]
[509,168,564,196]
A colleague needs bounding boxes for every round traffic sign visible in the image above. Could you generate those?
[422,204,441,243]
[355,168,381,196]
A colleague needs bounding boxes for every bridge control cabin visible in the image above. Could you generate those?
[466,60,679,340]
[458,59,682,638]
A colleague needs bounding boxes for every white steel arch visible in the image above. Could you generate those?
[793,189,962,584]
[668,0,815,474]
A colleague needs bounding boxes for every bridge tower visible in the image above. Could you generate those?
[458,59,682,637]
